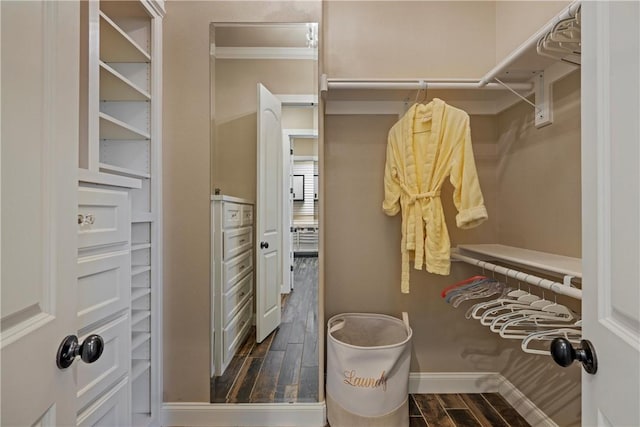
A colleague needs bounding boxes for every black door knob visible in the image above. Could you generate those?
[260,241,269,249]
[56,334,105,369]
[550,337,598,374]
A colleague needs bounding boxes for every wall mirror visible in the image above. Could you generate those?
[210,22,319,404]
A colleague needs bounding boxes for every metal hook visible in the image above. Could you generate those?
[413,80,428,104]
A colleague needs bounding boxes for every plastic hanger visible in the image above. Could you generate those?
[413,83,432,123]
[492,294,577,336]
[441,275,487,298]
[464,287,514,319]
[521,327,582,355]
[479,289,542,326]
[414,83,428,105]
[444,278,496,304]
[495,310,577,336]
[467,277,528,320]
[451,281,505,308]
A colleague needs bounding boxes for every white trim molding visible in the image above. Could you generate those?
[408,371,502,394]
[162,373,556,427]
[161,402,326,427]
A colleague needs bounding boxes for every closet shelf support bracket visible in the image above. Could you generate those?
[563,275,576,287]
[495,71,554,129]
[533,71,553,128]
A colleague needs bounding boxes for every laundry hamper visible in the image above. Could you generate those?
[326,312,412,427]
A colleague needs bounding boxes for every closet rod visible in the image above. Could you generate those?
[451,252,582,300]
[325,79,533,91]
[478,0,581,87]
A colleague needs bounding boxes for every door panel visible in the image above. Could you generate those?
[1,1,80,425]
[256,83,282,343]
[582,2,640,425]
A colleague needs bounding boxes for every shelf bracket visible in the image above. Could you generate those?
[563,275,575,287]
[533,71,553,128]
[495,72,553,129]
[320,73,329,95]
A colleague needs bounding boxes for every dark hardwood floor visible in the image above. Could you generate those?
[327,393,529,427]
[211,258,529,426]
[211,257,319,403]
[408,393,530,427]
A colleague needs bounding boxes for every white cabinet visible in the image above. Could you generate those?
[76,186,132,425]
[212,195,255,376]
[78,1,164,425]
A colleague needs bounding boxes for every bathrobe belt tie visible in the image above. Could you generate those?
[393,171,441,272]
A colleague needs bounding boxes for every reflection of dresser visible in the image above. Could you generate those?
[211,195,254,376]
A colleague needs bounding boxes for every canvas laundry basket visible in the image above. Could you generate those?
[326,312,412,427]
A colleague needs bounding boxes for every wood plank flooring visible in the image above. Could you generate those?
[409,393,530,427]
[211,257,529,426]
[211,257,319,403]
[328,393,529,427]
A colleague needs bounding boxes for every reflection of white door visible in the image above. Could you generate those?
[581,2,640,425]
[1,1,80,425]
[256,83,282,343]
[282,135,294,294]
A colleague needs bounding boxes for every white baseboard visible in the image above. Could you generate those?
[161,402,326,427]
[162,373,556,427]
[497,376,559,427]
[409,371,502,394]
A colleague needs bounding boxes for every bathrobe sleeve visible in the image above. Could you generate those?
[383,128,401,216]
[449,114,488,229]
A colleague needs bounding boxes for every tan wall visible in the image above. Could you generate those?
[324,113,503,373]
[496,71,581,257]
[494,71,582,427]
[495,1,571,62]
[282,107,316,130]
[323,1,496,79]
[163,0,320,403]
[214,58,316,201]
[293,138,318,156]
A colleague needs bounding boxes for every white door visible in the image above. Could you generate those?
[288,140,294,291]
[581,2,640,425]
[1,1,80,425]
[256,83,282,343]
[281,134,294,294]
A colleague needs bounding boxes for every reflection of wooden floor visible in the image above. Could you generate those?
[210,257,319,403]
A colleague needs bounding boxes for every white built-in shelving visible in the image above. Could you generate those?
[456,244,581,279]
[132,243,152,252]
[132,265,152,277]
[100,62,151,101]
[453,244,582,299]
[78,1,164,425]
[99,12,151,63]
[99,162,151,179]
